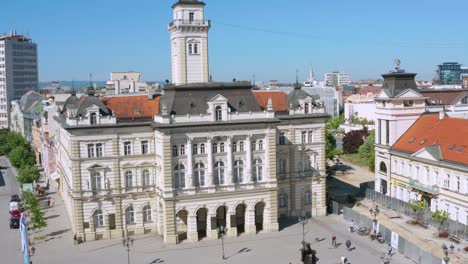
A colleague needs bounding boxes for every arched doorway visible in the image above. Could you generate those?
[196,208,208,240]
[176,210,188,242]
[235,204,246,235]
[254,202,265,233]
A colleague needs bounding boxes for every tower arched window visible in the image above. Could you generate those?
[174,164,186,189]
[239,141,244,151]
[234,160,244,183]
[172,145,178,157]
[125,206,135,224]
[304,103,309,114]
[194,163,205,187]
[194,44,198,54]
[214,161,225,185]
[253,159,263,182]
[212,143,218,153]
[379,162,387,173]
[215,106,222,121]
[193,144,198,154]
[90,112,97,125]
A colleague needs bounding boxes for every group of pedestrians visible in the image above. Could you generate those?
[332,227,394,264]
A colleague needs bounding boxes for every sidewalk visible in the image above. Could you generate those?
[355,199,468,264]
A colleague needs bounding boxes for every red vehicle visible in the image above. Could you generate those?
[10,209,21,218]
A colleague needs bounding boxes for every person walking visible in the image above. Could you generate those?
[340,255,348,264]
[387,244,392,256]
[332,233,337,247]
[345,239,351,251]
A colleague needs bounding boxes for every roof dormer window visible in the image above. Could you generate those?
[90,112,97,125]
[215,106,222,121]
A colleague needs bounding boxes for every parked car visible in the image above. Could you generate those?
[10,209,21,218]
[9,217,20,229]
[9,201,19,213]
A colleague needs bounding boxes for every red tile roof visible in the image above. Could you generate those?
[392,114,468,165]
[358,86,382,95]
[102,95,160,120]
[252,91,288,112]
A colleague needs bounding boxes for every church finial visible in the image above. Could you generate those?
[294,69,302,89]
[87,73,95,96]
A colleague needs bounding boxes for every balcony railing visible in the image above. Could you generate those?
[408,180,439,195]
[169,19,210,28]
[175,182,268,196]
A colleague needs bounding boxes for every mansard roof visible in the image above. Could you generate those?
[19,90,43,112]
[392,113,468,165]
[161,82,261,115]
[286,84,320,110]
[420,89,468,105]
[62,95,110,117]
[381,72,418,98]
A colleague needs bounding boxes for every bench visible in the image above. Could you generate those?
[449,235,461,244]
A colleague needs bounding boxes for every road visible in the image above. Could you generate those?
[0,156,23,264]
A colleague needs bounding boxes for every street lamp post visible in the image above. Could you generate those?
[298,216,309,243]
[218,225,226,260]
[122,234,134,264]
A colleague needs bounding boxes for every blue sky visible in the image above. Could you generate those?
[2,0,468,82]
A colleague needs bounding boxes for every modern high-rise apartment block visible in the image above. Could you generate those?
[324,71,350,87]
[437,62,468,85]
[0,31,39,128]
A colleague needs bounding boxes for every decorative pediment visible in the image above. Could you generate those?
[376,89,390,99]
[276,150,289,155]
[187,38,200,44]
[121,163,136,168]
[209,94,228,103]
[394,89,424,98]
[411,145,442,161]
[87,163,107,170]
[139,161,154,167]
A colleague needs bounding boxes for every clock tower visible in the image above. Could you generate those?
[169,0,210,85]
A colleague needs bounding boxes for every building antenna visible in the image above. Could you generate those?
[253,73,256,85]
[72,80,75,95]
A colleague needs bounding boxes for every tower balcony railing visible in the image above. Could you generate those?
[408,180,439,195]
[169,19,210,28]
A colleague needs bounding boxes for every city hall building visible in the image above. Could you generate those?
[54,0,328,244]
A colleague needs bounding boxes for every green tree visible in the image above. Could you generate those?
[408,199,426,221]
[8,145,35,168]
[358,131,375,171]
[0,131,28,156]
[432,210,450,230]
[22,190,47,231]
[17,165,40,185]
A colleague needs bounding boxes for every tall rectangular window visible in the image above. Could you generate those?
[279,132,286,145]
[301,131,307,143]
[444,174,450,189]
[87,144,95,158]
[386,120,390,145]
[456,176,460,192]
[189,12,194,22]
[308,131,314,143]
[377,119,381,144]
[124,142,132,156]
[141,141,149,154]
[96,143,103,157]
